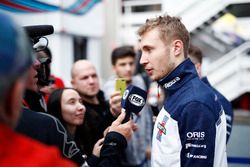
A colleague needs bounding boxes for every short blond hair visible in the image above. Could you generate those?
[137,15,190,57]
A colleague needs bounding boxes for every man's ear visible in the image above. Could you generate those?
[4,79,24,128]
[172,40,183,57]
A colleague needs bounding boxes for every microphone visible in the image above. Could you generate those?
[24,25,54,38]
[121,85,147,122]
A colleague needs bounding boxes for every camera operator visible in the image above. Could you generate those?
[22,45,52,113]
[22,56,47,112]
[36,45,65,103]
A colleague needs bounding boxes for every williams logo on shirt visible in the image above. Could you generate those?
[156,115,168,142]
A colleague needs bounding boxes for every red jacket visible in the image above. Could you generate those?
[0,124,76,167]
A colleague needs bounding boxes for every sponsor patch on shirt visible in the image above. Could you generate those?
[186,153,207,159]
[156,115,168,142]
[185,143,207,149]
[186,131,205,141]
[163,77,180,88]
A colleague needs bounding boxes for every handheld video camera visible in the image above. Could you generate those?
[37,56,51,86]
[24,25,54,86]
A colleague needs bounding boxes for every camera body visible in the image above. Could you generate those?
[24,25,54,86]
[37,57,51,86]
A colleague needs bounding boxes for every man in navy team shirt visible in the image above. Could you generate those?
[138,15,228,167]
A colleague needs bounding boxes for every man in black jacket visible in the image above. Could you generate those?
[71,60,118,156]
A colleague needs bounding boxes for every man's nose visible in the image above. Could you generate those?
[140,52,148,65]
[125,64,133,71]
[88,77,95,83]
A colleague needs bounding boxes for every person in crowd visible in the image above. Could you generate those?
[138,15,227,167]
[48,88,86,137]
[0,11,76,167]
[103,45,153,166]
[71,60,117,156]
[188,44,234,143]
[37,46,65,103]
[47,88,104,165]
[22,54,47,112]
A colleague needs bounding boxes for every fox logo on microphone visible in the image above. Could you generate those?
[128,94,145,106]
[121,85,147,122]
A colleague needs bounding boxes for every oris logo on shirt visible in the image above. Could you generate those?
[186,132,205,140]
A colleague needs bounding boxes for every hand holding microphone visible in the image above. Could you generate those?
[108,110,134,140]
[107,85,146,141]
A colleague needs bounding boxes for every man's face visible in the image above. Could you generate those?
[113,56,135,82]
[139,28,176,81]
[25,59,40,92]
[72,64,99,97]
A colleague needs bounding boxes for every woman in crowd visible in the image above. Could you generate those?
[47,88,103,166]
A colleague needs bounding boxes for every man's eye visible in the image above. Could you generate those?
[145,48,152,53]
[82,77,87,80]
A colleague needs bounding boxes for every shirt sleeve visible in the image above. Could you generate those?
[178,101,216,167]
[98,132,127,167]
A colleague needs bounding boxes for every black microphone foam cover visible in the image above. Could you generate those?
[24,25,54,38]
[121,85,147,122]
